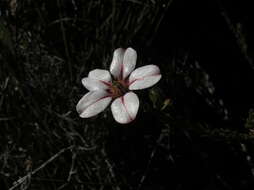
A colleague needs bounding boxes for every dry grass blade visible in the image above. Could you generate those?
[9,146,74,190]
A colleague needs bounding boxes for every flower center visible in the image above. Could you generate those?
[109,80,129,98]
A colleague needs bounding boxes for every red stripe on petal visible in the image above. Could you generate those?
[99,80,112,87]
[128,73,161,86]
[83,95,111,113]
[120,62,124,80]
[121,96,133,122]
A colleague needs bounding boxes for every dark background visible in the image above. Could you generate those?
[1,0,254,189]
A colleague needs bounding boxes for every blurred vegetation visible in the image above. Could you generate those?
[1,0,254,190]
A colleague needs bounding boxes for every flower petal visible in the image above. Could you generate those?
[122,47,137,79]
[128,65,161,90]
[110,48,125,79]
[82,69,112,91]
[82,77,109,91]
[76,91,112,118]
[88,69,111,83]
[111,92,139,124]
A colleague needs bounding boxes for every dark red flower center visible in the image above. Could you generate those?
[108,80,129,98]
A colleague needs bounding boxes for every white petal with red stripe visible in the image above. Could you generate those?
[122,47,137,79]
[128,65,161,90]
[82,77,110,91]
[76,91,112,118]
[88,69,111,82]
[111,92,139,124]
[110,48,125,79]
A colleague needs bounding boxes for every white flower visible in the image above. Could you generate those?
[76,47,161,124]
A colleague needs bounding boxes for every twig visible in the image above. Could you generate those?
[218,0,254,70]
[137,124,171,190]
[67,148,77,182]
[148,0,174,45]
[9,145,74,190]
[101,149,121,190]
[56,0,73,80]
[0,117,15,121]
[240,143,254,178]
